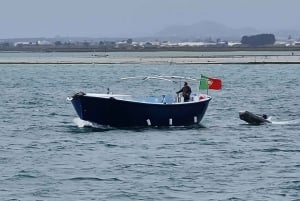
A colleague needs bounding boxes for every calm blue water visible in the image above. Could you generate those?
[1,52,300,201]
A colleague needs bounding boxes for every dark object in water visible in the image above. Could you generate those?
[239,111,271,125]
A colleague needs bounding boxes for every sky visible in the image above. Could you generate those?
[1,0,300,39]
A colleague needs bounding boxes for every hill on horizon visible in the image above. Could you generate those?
[154,20,300,41]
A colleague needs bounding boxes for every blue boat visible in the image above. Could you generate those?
[68,76,212,128]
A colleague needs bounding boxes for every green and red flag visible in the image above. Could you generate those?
[199,74,222,90]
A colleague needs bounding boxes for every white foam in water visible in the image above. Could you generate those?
[271,119,299,125]
[73,118,95,128]
[266,117,300,125]
[73,118,112,129]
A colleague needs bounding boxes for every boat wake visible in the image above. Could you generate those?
[261,116,300,125]
[73,118,93,127]
[73,118,111,129]
[270,118,300,125]
[72,118,205,131]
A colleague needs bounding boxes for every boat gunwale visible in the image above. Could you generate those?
[80,93,212,105]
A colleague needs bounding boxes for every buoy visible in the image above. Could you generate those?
[199,95,205,100]
[194,116,197,123]
[146,119,151,126]
[169,118,173,126]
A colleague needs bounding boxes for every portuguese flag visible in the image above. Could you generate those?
[199,74,222,90]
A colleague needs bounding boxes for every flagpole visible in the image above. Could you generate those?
[206,79,208,95]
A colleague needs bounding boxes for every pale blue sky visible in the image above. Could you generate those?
[1,0,299,38]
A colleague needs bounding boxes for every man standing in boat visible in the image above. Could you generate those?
[176,82,192,102]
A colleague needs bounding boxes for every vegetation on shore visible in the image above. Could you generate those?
[1,33,299,52]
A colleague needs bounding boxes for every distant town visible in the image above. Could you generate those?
[1,33,300,52]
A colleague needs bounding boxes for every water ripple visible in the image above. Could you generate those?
[1,59,300,200]
[68,177,121,182]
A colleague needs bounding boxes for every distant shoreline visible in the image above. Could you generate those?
[1,53,300,64]
[1,46,300,53]
[1,62,300,65]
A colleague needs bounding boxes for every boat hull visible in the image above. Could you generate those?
[71,93,211,127]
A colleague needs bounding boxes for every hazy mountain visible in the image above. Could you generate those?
[154,21,299,41]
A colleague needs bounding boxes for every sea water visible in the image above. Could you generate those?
[0,52,299,201]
